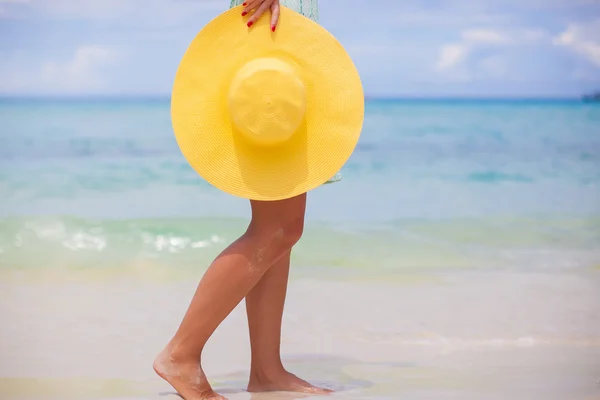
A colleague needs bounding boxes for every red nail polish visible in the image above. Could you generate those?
[247,21,253,27]
[242,2,247,5]
[241,11,247,16]
[271,25,276,32]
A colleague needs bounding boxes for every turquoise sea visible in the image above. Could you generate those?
[2,98,600,400]
[1,98,599,274]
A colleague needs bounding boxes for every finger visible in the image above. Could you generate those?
[241,0,263,17]
[246,0,272,27]
[270,0,280,31]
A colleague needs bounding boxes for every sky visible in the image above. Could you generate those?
[0,0,599,98]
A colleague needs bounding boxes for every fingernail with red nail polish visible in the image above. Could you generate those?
[271,25,276,32]
[242,11,247,16]
[242,2,247,5]
[247,21,253,27]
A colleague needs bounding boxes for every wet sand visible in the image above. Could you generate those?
[1,269,599,400]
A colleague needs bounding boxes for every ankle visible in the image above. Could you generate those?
[249,361,287,383]
[160,343,202,365]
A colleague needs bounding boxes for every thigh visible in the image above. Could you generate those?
[249,193,307,228]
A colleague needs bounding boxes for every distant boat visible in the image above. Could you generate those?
[582,91,600,102]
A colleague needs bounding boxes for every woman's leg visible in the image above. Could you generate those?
[245,248,332,394]
[154,194,307,400]
[246,250,291,376]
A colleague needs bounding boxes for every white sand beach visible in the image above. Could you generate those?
[1,268,599,400]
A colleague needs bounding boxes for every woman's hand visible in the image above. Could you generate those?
[241,0,280,31]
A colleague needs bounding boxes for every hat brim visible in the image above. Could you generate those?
[171,5,364,201]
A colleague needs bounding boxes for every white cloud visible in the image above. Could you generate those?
[0,45,117,94]
[435,29,508,71]
[390,11,512,27]
[41,45,116,91]
[553,19,600,67]
[33,0,135,18]
[0,0,224,23]
[435,27,548,73]
[436,44,470,71]
[384,0,594,28]
[461,29,509,44]
[440,0,597,10]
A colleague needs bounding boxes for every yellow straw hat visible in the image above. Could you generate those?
[171,5,364,201]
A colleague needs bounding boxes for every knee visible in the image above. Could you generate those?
[243,218,304,269]
[247,194,307,261]
[276,215,305,248]
[248,215,305,252]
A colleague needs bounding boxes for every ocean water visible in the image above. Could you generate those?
[2,98,600,400]
[1,98,599,274]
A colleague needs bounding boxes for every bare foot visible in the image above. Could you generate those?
[247,369,332,395]
[153,348,227,400]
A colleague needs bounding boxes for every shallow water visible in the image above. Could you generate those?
[1,98,600,273]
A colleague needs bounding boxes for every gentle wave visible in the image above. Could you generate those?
[1,216,598,271]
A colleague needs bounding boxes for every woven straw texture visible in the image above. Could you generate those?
[171,6,363,200]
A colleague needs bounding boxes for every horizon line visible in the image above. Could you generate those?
[0,94,590,101]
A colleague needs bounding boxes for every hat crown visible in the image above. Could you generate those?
[228,58,306,146]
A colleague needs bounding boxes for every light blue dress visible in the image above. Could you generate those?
[229,0,342,185]
[230,0,319,22]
